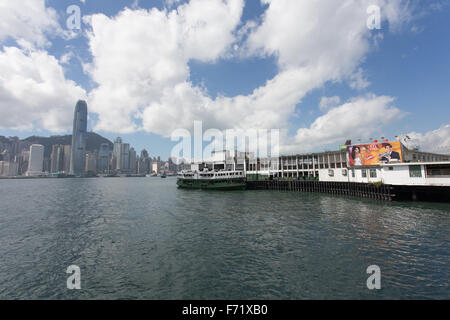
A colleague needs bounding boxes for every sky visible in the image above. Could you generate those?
[0,0,449,159]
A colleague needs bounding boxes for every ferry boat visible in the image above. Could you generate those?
[177,169,246,190]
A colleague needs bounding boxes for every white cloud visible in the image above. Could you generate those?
[0,0,62,48]
[280,95,404,154]
[84,0,412,139]
[60,51,75,65]
[0,0,416,149]
[0,1,86,134]
[0,47,87,132]
[406,125,450,154]
[319,96,341,112]
[165,0,182,8]
[349,68,371,90]
[86,0,245,134]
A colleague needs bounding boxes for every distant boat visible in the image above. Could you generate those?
[161,171,167,178]
[104,173,119,178]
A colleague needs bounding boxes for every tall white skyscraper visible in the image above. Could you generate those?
[113,137,123,170]
[26,144,44,176]
[70,100,88,175]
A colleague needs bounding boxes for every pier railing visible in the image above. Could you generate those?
[246,180,394,201]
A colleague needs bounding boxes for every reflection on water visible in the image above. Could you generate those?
[0,178,448,299]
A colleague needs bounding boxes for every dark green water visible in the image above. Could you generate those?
[0,177,448,299]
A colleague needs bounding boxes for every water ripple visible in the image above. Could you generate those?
[0,178,449,299]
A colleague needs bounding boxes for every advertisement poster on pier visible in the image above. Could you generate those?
[347,141,403,167]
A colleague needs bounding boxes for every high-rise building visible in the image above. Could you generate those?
[129,148,137,173]
[26,144,44,176]
[138,149,150,174]
[70,100,88,175]
[43,157,51,173]
[63,145,71,173]
[18,150,30,175]
[1,150,10,162]
[50,145,65,173]
[141,149,149,159]
[85,152,97,174]
[113,137,122,171]
[168,157,178,172]
[113,137,130,172]
[10,137,20,158]
[0,161,18,177]
[152,161,161,174]
[120,143,130,171]
[110,156,117,173]
[98,143,110,172]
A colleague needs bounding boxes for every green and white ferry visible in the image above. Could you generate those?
[177,169,246,190]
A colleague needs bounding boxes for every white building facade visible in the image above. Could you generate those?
[26,144,45,176]
[319,162,450,186]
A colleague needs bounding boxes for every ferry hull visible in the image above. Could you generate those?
[177,178,246,190]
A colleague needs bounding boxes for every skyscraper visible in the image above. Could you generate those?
[120,143,130,171]
[129,148,137,173]
[63,145,71,173]
[97,143,110,172]
[26,144,44,176]
[113,137,130,172]
[70,100,88,175]
[85,152,97,174]
[50,145,64,173]
[138,149,150,174]
[113,137,122,170]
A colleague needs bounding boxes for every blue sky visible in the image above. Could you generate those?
[1,0,449,159]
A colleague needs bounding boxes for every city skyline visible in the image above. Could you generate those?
[0,1,449,159]
[0,99,178,177]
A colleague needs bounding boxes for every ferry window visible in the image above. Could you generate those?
[370,169,377,178]
[328,169,334,177]
[409,165,422,178]
[388,166,394,171]
[351,169,355,178]
[427,167,450,176]
[361,169,367,178]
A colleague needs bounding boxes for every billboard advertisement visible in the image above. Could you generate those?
[347,141,403,167]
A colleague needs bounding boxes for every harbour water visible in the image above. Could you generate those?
[0,177,448,299]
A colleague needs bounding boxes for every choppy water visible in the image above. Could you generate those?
[0,177,448,299]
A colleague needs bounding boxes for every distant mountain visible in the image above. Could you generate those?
[21,132,113,158]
